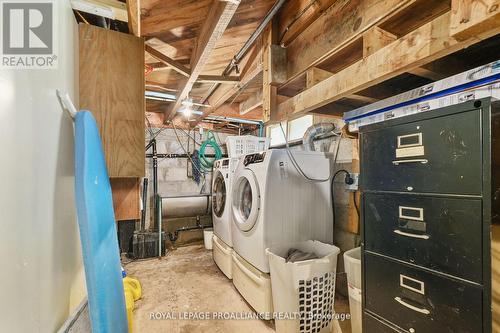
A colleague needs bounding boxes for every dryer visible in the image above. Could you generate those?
[212,157,239,279]
[212,158,233,246]
[231,149,333,273]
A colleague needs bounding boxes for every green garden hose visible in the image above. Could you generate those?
[198,131,223,172]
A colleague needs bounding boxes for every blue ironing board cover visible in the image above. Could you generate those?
[74,111,128,333]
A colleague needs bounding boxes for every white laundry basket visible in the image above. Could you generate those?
[343,247,362,333]
[225,136,270,158]
[266,240,341,333]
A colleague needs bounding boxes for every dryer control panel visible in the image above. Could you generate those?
[243,152,266,166]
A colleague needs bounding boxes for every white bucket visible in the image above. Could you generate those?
[343,247,361,333]
[203,228,213,250]
[266,240,341,333]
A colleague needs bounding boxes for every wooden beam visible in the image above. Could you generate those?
[239,90,263,115]
[269,45,287,85]
[362,26,397,58]
[75,0,128,22]
[277,11,500,118]
[263,21,278,123]
[126,0,140,36]
[306,67,333,88]
[199,38,264,122]
[407,67,448,80]
[164,0,241,121]
[212,103,263,121]
[285,0,415,82]
[278,0,338,47]
[450,0,500,40]
[145,44,191,77]
[197,75,240,84]
[306,67,379,103]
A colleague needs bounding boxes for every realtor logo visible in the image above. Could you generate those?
[1,0,57,69]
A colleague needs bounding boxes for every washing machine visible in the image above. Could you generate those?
[230,149,334,312]
[211,157,239,279]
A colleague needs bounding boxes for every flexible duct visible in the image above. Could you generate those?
[302,122,336,151]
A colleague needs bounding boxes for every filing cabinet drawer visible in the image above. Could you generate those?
[363,193,482,283]
[364,312,400,332]
[361,109,482,194]
[364,253,482,333]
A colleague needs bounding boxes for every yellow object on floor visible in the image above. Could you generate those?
[123,277,142,332]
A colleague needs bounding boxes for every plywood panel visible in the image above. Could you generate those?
[79,24,145,177]
[110,178,141,221]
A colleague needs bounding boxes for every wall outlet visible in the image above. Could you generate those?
[346,173,359,191]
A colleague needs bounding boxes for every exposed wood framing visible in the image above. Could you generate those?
[126,0,140,36]
[276,10,500,118]
[284,0,415,82]
[347,139,360,234]
[306,68,379,103]
[197,37,264,123]
[306,67,333,88]
[239,90,263,115]
[262,22,278,122]
[145,44,191,77]
[407,67,448,80]
[164,0,241,122]
[450,0,500,40]
[76,0,129,22]
[362,26,397,58]
[269,45,287,85]
[277,0,338,47]
[197,75,240,83]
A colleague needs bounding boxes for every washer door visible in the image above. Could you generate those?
[212,171,226,218]
[232,169,260,231]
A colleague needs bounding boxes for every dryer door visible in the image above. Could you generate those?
[232,169,260,232]
[212,170,227,218]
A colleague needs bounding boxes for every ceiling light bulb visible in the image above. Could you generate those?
[182,107,192,118]
[182,98,194,108]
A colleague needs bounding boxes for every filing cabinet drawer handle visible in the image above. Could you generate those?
[394,297,430,315]
[393,229,430,240]
[392,159,428,165]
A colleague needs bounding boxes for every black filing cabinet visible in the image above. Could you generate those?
[359,98,500,333]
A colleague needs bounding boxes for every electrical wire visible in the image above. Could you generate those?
[172,123,208,180]
[279,122,339,182]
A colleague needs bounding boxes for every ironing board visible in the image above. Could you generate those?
[74,110,128,333]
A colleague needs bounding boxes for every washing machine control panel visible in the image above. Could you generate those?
[243,152,266,166]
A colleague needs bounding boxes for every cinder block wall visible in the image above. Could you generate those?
[144,129,230,234]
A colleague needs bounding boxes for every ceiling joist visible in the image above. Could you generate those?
[145,44,191,77]
[164,0,241,122]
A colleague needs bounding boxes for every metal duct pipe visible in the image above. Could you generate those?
[161,194,211,219]
[202,0,287,105]
[302,122,336,151]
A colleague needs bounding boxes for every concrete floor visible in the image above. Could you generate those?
[126,244,353,333]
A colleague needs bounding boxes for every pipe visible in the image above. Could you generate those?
[201,0,287,105]
[167,218,213,243]
[302,122,336,151]
[152,139,158,229]
[227,0,287,74]
[205,115,262,126]
[161,195,211,219]
[157,194,162,258]
[140,178,148,231]
[258,121,264,137]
